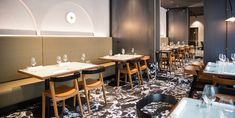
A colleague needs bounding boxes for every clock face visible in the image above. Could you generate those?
[66,12,76,24]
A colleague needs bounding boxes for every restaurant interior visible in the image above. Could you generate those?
[0,0,235,118]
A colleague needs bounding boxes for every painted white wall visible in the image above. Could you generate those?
[160,7,167,37]
[190,16,204,47]
[0,0,109,36]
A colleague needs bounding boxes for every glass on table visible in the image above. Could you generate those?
[56,56,62,64]
[63,54,68,62]
[121,48,125,55]
[231,53,235,64]
[81,53,86,62]
[219,53,226,62]
[31,57,36,67]
[201,85,217,106]
[109,50,113,56]
[131,48,135,55]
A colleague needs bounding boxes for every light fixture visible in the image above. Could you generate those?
[225,0,235,22]
[66,11,76,24]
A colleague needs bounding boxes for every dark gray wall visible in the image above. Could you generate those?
[111,0,156,60]
[204,0,235,62]
[167,8,189,44]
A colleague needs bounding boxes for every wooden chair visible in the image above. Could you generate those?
[177,47,185,65]
[189,45,195,59]
[117,59,142,89]
[138,56,151,80]
[191,61,213,83]
[159,51,171,71]
[42,73,83,118]
[80,66,107,113]
[213,76,235,101]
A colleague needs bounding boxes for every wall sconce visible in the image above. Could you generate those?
[225,0,235,22]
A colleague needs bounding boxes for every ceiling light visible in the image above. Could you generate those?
[225,0,235,22]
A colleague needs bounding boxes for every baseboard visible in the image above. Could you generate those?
[0,97,41,116]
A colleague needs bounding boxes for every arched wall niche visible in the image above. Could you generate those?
[0,0,109,36]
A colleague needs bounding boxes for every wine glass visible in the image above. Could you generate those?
[81,53,86,62]
[31,57,36,67]
[121,48,125,55]
[219,54,226,62]
[63,54,68,62]
[56,56,62,64]
[202,85,216,106]
[219,97,234,118]
[109,50,113,56]
[231,53,235,64]
[131,48,135,55]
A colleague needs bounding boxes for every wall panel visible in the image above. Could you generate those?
[167,8,189,44]
[111,0,155,59]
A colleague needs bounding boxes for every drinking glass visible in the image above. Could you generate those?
[109,50,113,56]
[81,53,86,62]
[202,85,216,106]
[31,57,36,67]
[219,54,226,62]
[56,56,62,64]
[231,53,235,64]
[219,97,235,118]
[63,54,68,62]
[121,48,125,55]
[131,48,135,55]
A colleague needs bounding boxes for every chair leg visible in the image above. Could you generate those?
[77,93,83,117]
[52,100,59,118]
[62,100,65,112]
[146,69,150,80]
[139,70,143,81]
[128,74,133,89]
[137,72,142,86]
[102,85,107,105]
[42,93,45,118]
[85,90,91,113]
[73,96,76,107]
[117,70,121,87]
[124,74,127,83]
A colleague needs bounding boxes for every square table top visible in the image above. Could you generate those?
[203,62,235,77]
[18,62,98,80]
[169,97,235,118]
[99,54,143,62]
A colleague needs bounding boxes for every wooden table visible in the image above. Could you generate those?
[203,62,235,79]
[99,54,144,81]
[18,62,98,117]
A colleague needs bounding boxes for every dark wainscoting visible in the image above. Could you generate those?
[111,0,156,60]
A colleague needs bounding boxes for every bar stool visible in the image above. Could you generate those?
[80,66,107,113]
[42,73,83,118]
[117,59,142,89]
[138,56,151,80]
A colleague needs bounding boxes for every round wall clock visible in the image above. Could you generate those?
[66,12,76,24]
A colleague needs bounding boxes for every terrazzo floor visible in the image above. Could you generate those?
[1,63,202,118]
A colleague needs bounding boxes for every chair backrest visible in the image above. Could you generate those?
[136,94,177,118]
[184,65,197,76]
[50,73,81,82]
[82,66,105,74]
[49,72,81,98]
[81,66,105,85]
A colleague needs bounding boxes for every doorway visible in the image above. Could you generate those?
[189,27,198,48]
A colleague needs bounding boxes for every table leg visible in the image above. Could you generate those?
[45,79,50,118]
[115,61,118,82]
